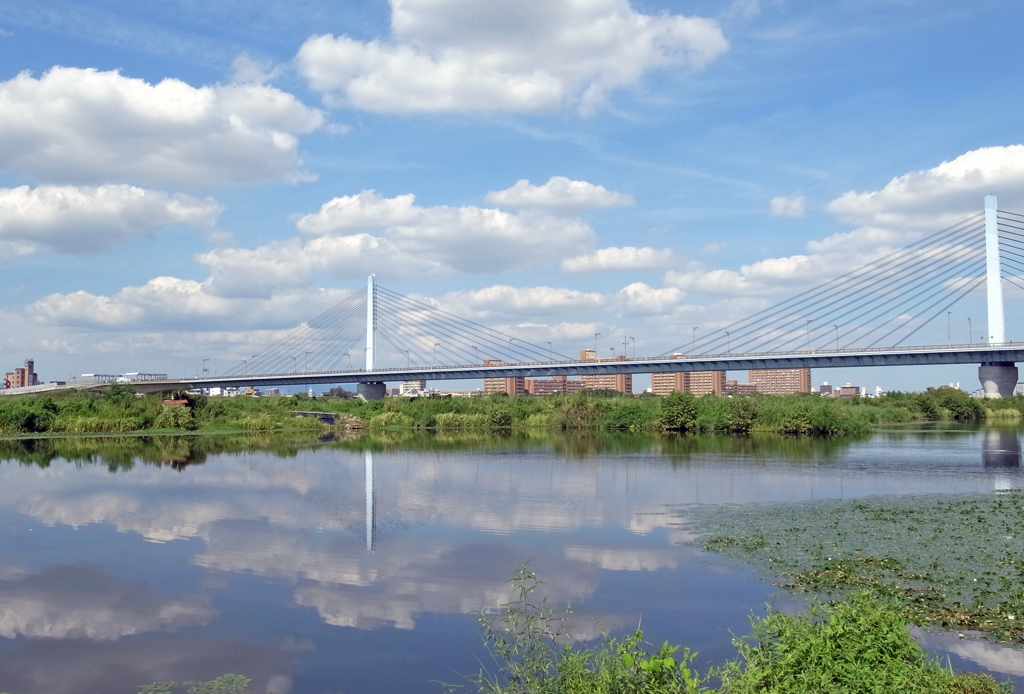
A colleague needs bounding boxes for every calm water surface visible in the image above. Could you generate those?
[0,426,1022,693]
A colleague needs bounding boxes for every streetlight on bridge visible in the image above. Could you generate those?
[947,311,952,346]
[725,331,730,353]
[692,327,698,353]
[433,343,440,366]
[594,332,601,353]
[968,317,973,344]
[833,325,840,350]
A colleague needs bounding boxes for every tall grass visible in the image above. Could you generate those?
[0,384,1007,437]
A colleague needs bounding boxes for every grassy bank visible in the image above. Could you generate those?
[0,383,1012,438]
[682,493,1024,644]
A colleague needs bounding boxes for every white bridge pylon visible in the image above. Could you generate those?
[981,194,1017,398]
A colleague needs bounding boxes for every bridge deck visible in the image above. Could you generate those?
[176,342,1024,389]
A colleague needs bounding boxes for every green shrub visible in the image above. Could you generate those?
[154,406,198,431]
[234,413,274,431]
[487,410,513,428]
[716,592,1010,694]
[726,398,758,433]
[370,411,414,429]
[660,391,697,431]
[604,400,653,430]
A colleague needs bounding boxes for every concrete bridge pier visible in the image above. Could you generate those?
[357,382,386,401]
[979,362,1018,399]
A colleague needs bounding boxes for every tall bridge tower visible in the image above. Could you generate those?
[357,274,387,400]
[979,195,1018,398]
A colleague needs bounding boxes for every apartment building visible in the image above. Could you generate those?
[748,368,812,394]
[649,355,724,396]
[482,360,525,396]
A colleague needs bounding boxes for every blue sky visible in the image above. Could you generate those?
[1,0,1022,391]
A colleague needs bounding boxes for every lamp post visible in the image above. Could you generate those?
[833,325,839,350]
[594,332,601,353]
[202,358,209,375]
[290,356,297,373]
[304,351,311,373]
[968,317,973,344]
[629,336,635,358]
[947,311,952,346]
[508,337,515,361]
[806,320,813,350]
[692,327,698,353]
[433,343,440,366]
[725,331,730,353]
[546,341,552,361]
[404,350,410,367]
[610,347,615,359]
[472,345,479,363]
[344,352,351,368]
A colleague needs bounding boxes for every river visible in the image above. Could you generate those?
[0,425,1021,693]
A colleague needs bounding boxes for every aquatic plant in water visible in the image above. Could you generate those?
[680,492,1024,642]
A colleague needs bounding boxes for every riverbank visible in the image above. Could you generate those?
[0,383,1017,438]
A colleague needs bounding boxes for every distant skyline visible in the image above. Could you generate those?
[1,0,1023,391]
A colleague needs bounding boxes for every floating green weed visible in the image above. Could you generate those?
[682,493,1024,642]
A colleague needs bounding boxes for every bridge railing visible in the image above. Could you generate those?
[199,341,1024,380]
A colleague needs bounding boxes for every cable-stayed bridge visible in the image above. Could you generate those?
[181,196,1024,398]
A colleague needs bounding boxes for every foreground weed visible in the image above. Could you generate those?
[715,592,1009,694]
[460,565,703,694]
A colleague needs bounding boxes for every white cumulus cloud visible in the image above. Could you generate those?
[26,279,351,331]
[188,189,594,294]
[0,184,221,259]
[826,144,1024,229]
[0,67,324,187]
[769,193,805,217]
[561,246,676,273]
[295,0,728,114]
[485,177,634,211]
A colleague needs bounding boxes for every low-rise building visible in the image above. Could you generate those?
[837,383,861,398]
[525,375,586,395]
[4,359,39,389]
[724,380,758,396]
[400,380,427,396]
